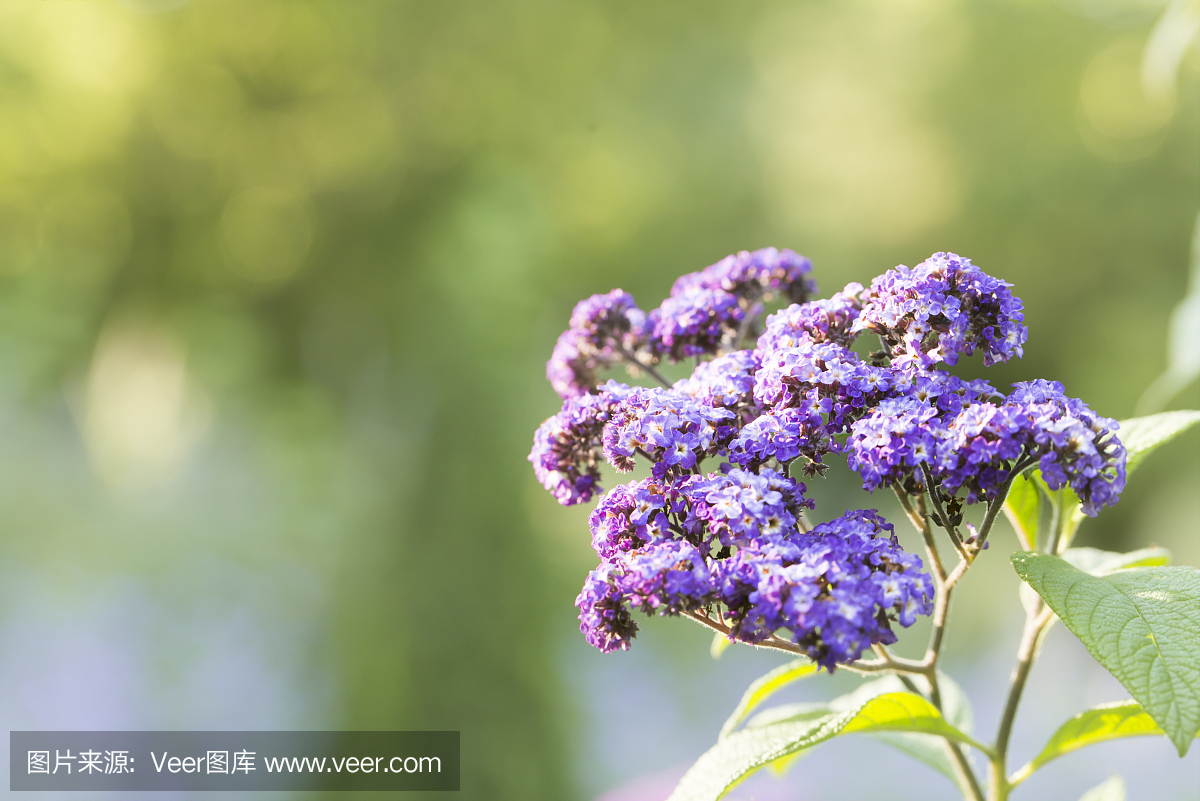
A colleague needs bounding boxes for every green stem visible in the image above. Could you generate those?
[921,463,970,562]
[894,486,984,801]
[988,603,1055,800]
[615,344,672,388]
[895,486,947,581]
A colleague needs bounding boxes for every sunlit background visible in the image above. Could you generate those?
[0,0,1196,799]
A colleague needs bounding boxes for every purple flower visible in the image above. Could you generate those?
[529,382,633,505]
[544,248,1118,665]
[547,290,653,399]
[601,387,735,476]
[649,287,745,361]
[576,565,639,653]
[852,253,1028,369]
[845,372,999,492]
[756,283,863,353]
[931,382,1125,513]
[673,350,760,411]
[683,467,812,547]
[672,247,818,306]
[728,402,834,472]
[712,510,934,670]
[589,476,674,559]
[1002,381,1125,516]
[611,540,715,614]
[848,376,1125,515]
[754,342,892,433]
[846,395,943,492]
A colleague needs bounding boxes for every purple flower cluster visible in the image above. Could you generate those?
[576,464,930,668]
[611,540,714,614]
[671,247,818,305]
[756,283,863,352]
[529,382,633,506]
[1000,380,1125,515]
[547,290,652,399]
[853,252,1027,370]
[577,540,714,653]
[754,342,892,432]
[685,467,812,547]
[601,387,735,475]
[711,510,934,670]
[535,246,1124,667]
[845,373,999,491]
[588,475,690,559]
[577,565,639,652]
[673,350,759,411]
[728,403,832,472]
[848,378,1125,515]
[649,287,745,361]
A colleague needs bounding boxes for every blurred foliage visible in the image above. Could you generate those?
[0,1,1194,799]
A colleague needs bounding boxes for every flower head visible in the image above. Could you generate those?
[712,510,933,670]
[611,540,715,614]
[649,287,745,361]
[672,247,817,306]
[601,386,735,475]
[576,565,639,653]
[547,290,652,398]
[728,402,834,472]
[846,372,999,492]
[529,382,633,505]
[853,253,1027,369]
[754,342,892,433]
[756,283,863,353]
[673,350,760,411]
[684,466,812,547]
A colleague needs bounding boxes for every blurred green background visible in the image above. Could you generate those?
[0,0,1195,799]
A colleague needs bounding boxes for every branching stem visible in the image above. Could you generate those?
[733,305,758,349]
[921,463,970,561]
[683,611,926,675]
[893,483,987,801]
[615,344,672,388]
[989,602,1055,801]
[894,486,947,582]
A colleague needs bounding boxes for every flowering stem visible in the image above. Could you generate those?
[683,611,928,675]
[895,484,985,801]
[682,611,802,658]
[895,487,947,581]
[1044,499,1061,555]
[733,294,762,348]
[615,344,673,389]
[921,463,970,562]
[989,601,1055,801]
[975,456,1037,554]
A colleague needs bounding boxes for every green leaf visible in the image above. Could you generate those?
[764,749,804,777]
[1012,553,1200,756]
[1062,546,1173,576]
[1078,775,1125,801]
[1012,700,1194,785]
[718,658,817,740]
[866,674,977,797]
[1031,473,1086,552]
[710,632,731,659]
[1003,473,1041,549]
[743,701,830,729]
[1118,410,1200,477]
[667,692,984,801]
